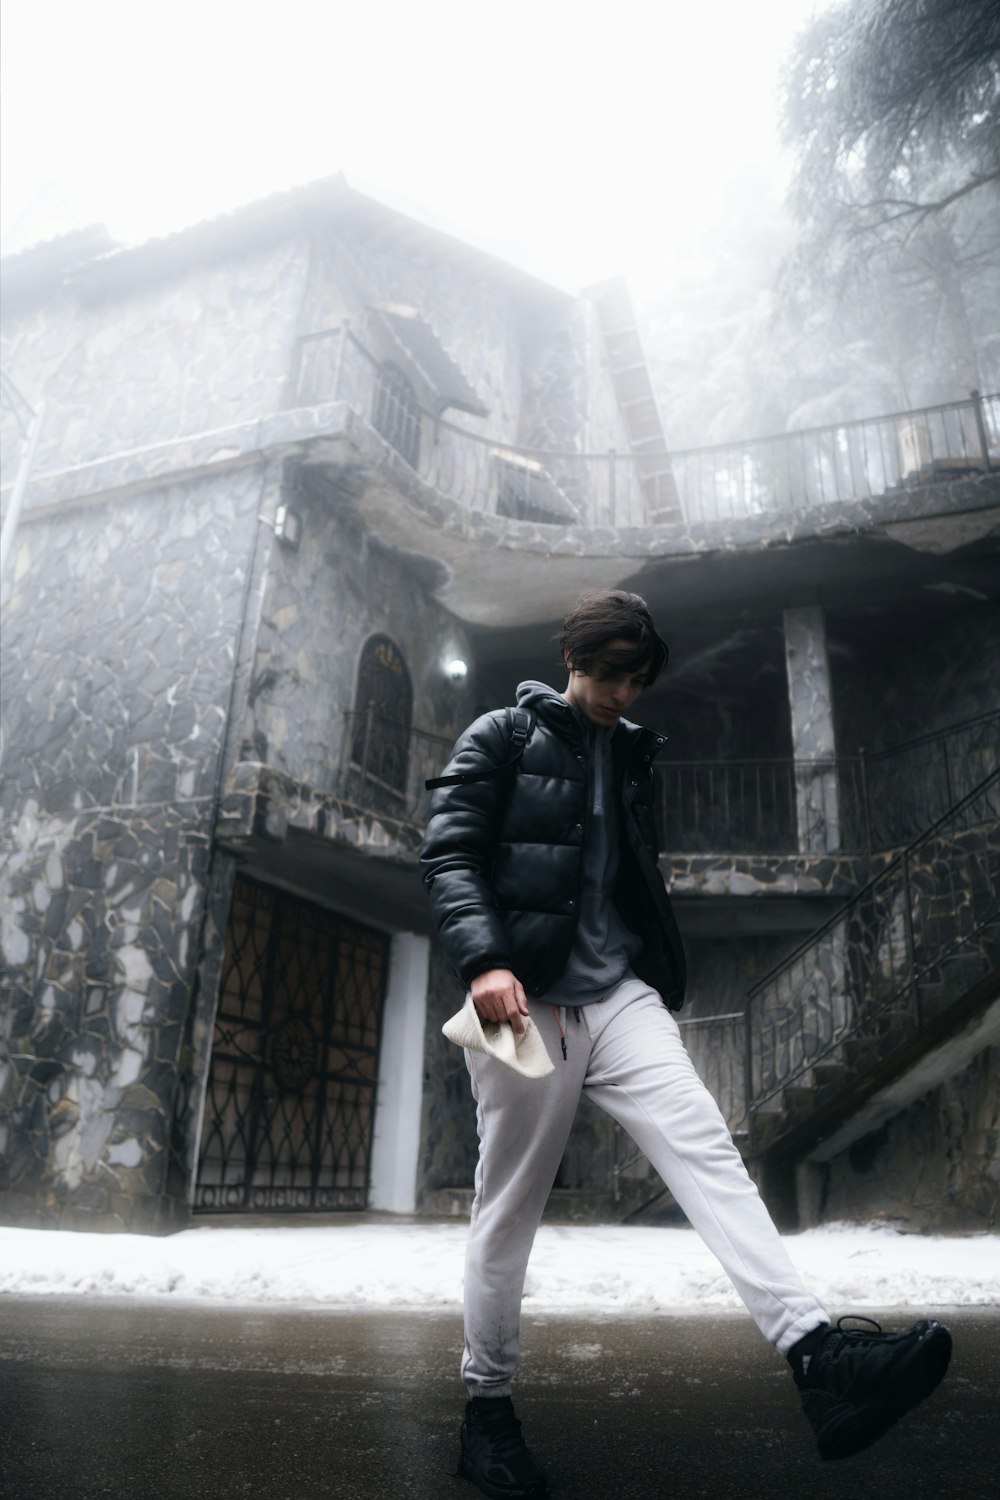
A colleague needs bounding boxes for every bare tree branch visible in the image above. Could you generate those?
[840,170,1000,236]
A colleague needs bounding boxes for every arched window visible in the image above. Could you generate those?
[351,634,413,797]
[372,362,421,469]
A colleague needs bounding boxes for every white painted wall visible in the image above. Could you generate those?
[368,932,430,1213]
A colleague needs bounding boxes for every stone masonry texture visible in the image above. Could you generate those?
[1,464,272,1229]
[2,188,998,1235]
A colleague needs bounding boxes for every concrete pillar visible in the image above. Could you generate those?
[783,605,841,853]
[368,932,430,1213]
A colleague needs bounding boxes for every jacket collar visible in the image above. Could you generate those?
[613,718,668,768]
[531,692,667,762]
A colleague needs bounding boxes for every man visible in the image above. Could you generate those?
[420,588,950,1499]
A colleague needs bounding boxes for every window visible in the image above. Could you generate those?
[350,634,413,797]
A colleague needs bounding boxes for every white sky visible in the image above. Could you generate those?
[1,1220,996,1310]
[0,0,820,297]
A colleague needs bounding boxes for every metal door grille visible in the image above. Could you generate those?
[195,877,389,1213]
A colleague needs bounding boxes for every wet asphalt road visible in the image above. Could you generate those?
[0,1298,996,1500]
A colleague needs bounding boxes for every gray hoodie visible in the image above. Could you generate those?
[516,681,641,1003]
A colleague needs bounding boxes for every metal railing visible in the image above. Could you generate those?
[337,706,998,1195]
[285,323,998,527]
[670,391,998,524]
[858,711,1000,850]
[655,712,999,856]
[336,706,999,858]
[287,323,652,525]
[656,757,858,854]
[745,769,1000,1123]
[339,707,453,827]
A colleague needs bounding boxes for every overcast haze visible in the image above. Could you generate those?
[2,0,819,296]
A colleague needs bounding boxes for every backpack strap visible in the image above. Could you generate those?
[425,707,533,790]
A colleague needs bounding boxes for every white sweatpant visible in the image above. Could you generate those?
[462,977,828,1396]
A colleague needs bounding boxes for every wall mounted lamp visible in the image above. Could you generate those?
[264,503,302,550]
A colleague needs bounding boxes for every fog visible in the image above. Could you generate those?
[1,0,816,295]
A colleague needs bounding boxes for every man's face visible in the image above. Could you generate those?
[564,638,651,727]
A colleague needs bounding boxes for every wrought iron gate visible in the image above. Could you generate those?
[194,877,390,1213]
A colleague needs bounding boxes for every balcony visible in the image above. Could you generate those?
[670,390,999,524]
[658,710,1000,857]
[286,323,656,526]
[284,321,999,529]
[212,708,993,955]
[230,706,993,876]
[216,706,996,941]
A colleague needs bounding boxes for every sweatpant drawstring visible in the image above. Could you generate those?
[551,1005,567,1060]
[551,1005,583,1060]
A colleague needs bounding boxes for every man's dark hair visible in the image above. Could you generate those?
[556,589,669,684]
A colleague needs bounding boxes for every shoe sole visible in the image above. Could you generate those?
[456,1452,548,1498]
[817,1321,953,1461]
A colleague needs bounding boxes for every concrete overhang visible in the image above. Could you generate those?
[299,411,1000,629]
[216,763,868,935]
[216,761,430,935]
[9,396,998,636]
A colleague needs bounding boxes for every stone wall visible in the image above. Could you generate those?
[651,630,793,762]
[831,602,1000,753]
[0,463,275,1229]
[243,465,477,798]
[518,303,589,453]
[815,1046,1000,1231]
[682,932,799,1016]
[300,234,528,446]
[828,602,1000,847]
[0,239,308,489]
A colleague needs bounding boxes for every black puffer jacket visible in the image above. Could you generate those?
[420,681,686,1009]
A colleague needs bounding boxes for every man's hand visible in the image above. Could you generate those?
[470,968,529,1035]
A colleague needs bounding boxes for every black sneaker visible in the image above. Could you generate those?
[796,1315,952,1460]
[457,1395,547,1498]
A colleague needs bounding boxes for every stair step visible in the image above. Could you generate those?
[843,1038,882,1074]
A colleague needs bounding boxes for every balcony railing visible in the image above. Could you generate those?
[337,708,999,861]
[288,324,654,525]
[670,391,998,524]
[745,768,1000,1124]
[657,757,856,854]
[285,322,998,527]
[655,712,1000,856]
[339,708,453,828]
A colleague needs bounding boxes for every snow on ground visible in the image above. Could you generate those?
[0,1220,997,1313]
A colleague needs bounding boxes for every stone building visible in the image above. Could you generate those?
[2,175,998,1236]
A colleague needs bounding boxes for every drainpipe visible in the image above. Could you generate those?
[0,398,46,613]
[0,392,46,778]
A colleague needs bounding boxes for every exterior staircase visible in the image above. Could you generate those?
[747,771,1000,1163]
